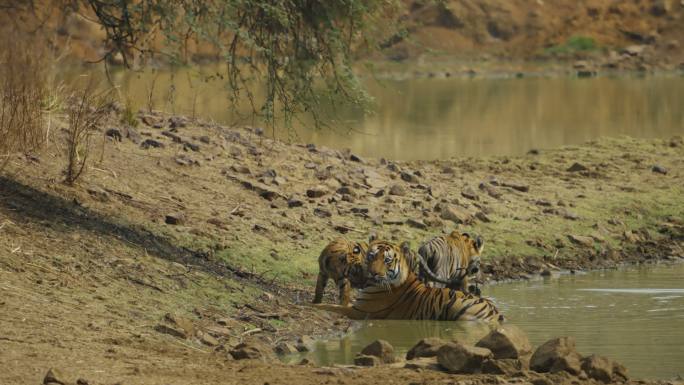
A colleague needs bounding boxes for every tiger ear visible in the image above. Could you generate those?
[475,236,484,253]
[400,241,411,256]
[368,232,377,243]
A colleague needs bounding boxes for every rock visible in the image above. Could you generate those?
[313,208,332,218]
[154,323,187,339]
[406,337,446,360]
[105,128,123,141]
[197,331,219,346]
[502,181,529,192]
[43,368,67,385]
[275,342,298,355]
[126,127,142,144]
[530,337,582,375]
[162,130,183,143]
[404,357,442,370]
[199,135,211,144]
[141,138,165,149]
[296,335,315,352]
[481,358,525,375]
[476,325,532,359]
[652,165,668,175]
[567,162,588,172]
[229,146,242,157]
[141,114,161,127]
[164,313,195,336]
[461,187,479,201]
[622,45,645,56]
[475,211,491,223]
[350,154,364,163]
[86,187,109,202]
[337,186,357,197]
[440,205,473,224]
[400,171,420,184]
[581,355,628,383]
[389,184,407,196]
[229,342,269,360]
[406,218,427,230]
[354,354,382,366]
[231,165,251,174]
[650,0,672,16]
[567,234,594,247]
[360,339,395,364]
[479,182,502,199]
[306,185,328,198]
[184,142,200,152]
[287,199,304,208]
[437,342,492,374]
[165,213,186,225]
[168,116,187,128]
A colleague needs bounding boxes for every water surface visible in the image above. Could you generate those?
[298,263,684,379]
[97,67,684,160]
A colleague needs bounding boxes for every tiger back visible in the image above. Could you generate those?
[418,231,483,292]
[312,240,503,323]
[313,238,369,306]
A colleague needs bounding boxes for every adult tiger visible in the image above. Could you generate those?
[313,237,371,306]
[311,240,503,323]
[418,231,484,294]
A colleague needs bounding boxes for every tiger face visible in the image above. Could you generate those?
[451,231,484,276]
[366,240,410,289]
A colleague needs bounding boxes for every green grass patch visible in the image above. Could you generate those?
[545,36,599,55]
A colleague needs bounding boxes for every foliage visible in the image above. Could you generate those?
[0,28,49,168]
[545,35,598,55]
[71,0,400,132]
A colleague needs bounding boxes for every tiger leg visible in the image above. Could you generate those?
[337,278,352,306]
[308,303,367,320]
[313,272,329,304]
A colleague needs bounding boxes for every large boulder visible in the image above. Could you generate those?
[481,358,525,375]
[354,354,382,367]
[581,354,629,383]
[360,339,395,364]
[476,324,532,359]
[530,337,582,375]
[437,342,492,374]
[229,342,272,361]
[406,337,446,360]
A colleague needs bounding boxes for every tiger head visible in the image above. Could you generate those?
[365,240,411,289]
[450,230,484,276]
[321,238,368,286]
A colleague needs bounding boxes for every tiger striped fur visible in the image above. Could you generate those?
[311,240,503,323]
[313,238,370,306]
[418,230,484,293]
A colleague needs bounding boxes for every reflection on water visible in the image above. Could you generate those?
[292,320,493,367]
[92,65,684,160]
[487,262,684,380]
[294,263,684,379]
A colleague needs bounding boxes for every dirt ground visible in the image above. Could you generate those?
[1,107,683,384]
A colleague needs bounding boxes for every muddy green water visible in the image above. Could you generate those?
[294,263,684,379]
[92,67,684,160]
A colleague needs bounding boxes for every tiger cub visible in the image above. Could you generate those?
[313,237,370,306]
[311,239,503,323]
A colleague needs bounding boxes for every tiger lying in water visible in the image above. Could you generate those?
[313,237,371,306]
[311,239,503,323]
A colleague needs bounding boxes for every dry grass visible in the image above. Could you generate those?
[64,77,113,185]
[0,28,50,168]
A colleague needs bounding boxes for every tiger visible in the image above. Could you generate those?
[417,230,484,294]
[311,239,503,323]
[313,237,371,306]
